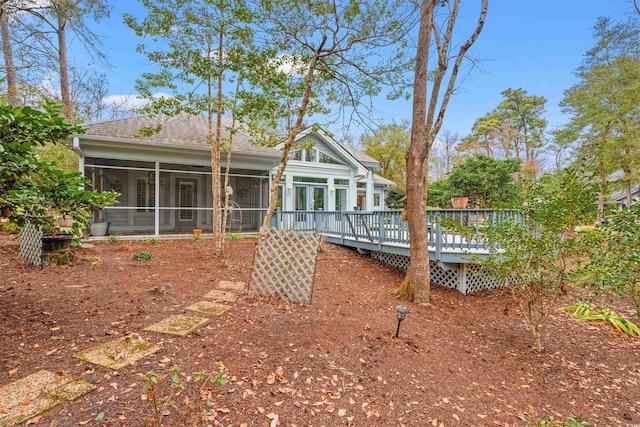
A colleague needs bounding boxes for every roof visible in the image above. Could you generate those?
[340,144,381,167]
[373,174,395,186]
[79,113,280,156]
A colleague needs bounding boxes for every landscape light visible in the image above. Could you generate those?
[395,305,410,338]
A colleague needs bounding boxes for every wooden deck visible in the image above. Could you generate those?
[271,209,517,264]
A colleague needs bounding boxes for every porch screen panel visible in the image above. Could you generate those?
[178,182,195,221]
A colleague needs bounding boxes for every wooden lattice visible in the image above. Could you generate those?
[249,228,321,305]
[461,263,509,294]
[370,251,508,294]
[19,222,43,267]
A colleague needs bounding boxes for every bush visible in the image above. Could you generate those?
[133,251,152,261]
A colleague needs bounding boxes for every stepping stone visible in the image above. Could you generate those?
[0,370,95,426]
[144,315,209,337]
[204,289,238,302]
[218,280,246,292]
[186,300,232,316]
[73,337,161,371]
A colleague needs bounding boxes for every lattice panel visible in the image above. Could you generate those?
[371,252,460,291]
[462,263,509,294]
[249,228,321,305]
[371,251,409,270]
[430,262,460,291]
[19,222,43,267]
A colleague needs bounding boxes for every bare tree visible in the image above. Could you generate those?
[0,2,17,104]
[398,0,488,303]
[0,0,110,120]
[260,0,416,228]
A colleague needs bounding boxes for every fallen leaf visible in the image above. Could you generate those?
[8,368,18,375]
[270,414,279,427]
[257,407,265,414]
[338,409,347,417]
[78,421,90,425]
[96,412,105,421]
[266,412,277,419]
[25,416,42,425]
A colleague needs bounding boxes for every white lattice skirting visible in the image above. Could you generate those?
[371,251,508,294]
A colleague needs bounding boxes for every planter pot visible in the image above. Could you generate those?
[42,233,74,252]
[90,222,109,237]
[193,229,203,236]
[58,216,73,228]
[451,197,469,209]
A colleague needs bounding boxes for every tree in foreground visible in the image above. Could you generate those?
[400,0,488,303]
[125,0,269,256]
[259,0,415,228]
[471,169,597,352]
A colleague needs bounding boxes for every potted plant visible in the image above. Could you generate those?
[90,221,110,237]
[193,228,203,236]
[451,196,469,209]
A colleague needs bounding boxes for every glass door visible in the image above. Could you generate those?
[294,185,326,229]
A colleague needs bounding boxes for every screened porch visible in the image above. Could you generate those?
[85,158,271,235]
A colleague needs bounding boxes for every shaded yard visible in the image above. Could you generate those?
[0,234,639,426]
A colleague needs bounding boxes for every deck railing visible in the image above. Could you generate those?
[271,209,521,256]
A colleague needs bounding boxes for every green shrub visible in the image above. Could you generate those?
[133,251,152,261]
[145,237,159,244]
[562,303,640,336]
[107,234,120,243]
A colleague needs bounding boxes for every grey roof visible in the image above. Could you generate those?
[373,174,395,186]
[340,144,381,166]
[80,113,280,156]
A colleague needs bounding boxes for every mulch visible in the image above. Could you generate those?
[1,233,639,426]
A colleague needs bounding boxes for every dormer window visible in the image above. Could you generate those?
[288,150,302,161]
[288,145,342,165]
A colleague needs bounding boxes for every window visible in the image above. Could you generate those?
[374,193,381,207]
[334,178,349,186]
[357,182,367,189]
[357,190,366,210]
[335,188,348,211]
[288,150,302,161]
[276,186,284,210]
[319,152,342,165]
[305,149,317,162]
[178,181,195,221]
[136,176,155,213]
[293,176,328,183]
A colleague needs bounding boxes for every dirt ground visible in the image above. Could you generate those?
[1,233,639,427]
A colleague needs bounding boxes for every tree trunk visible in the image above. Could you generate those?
[597,155,606,224]
[1,9,17,105]
[212,23,225,257]
[56,9,73,121]
[398,0,434,304]
[400,0,487,303]
[262,38,326,230]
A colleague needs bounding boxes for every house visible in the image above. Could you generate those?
[608,185,640,208]
[72,113,395,235]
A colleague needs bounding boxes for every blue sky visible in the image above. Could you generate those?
[87,0,635,144]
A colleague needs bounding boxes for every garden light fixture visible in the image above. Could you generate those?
[395,305,410,338]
